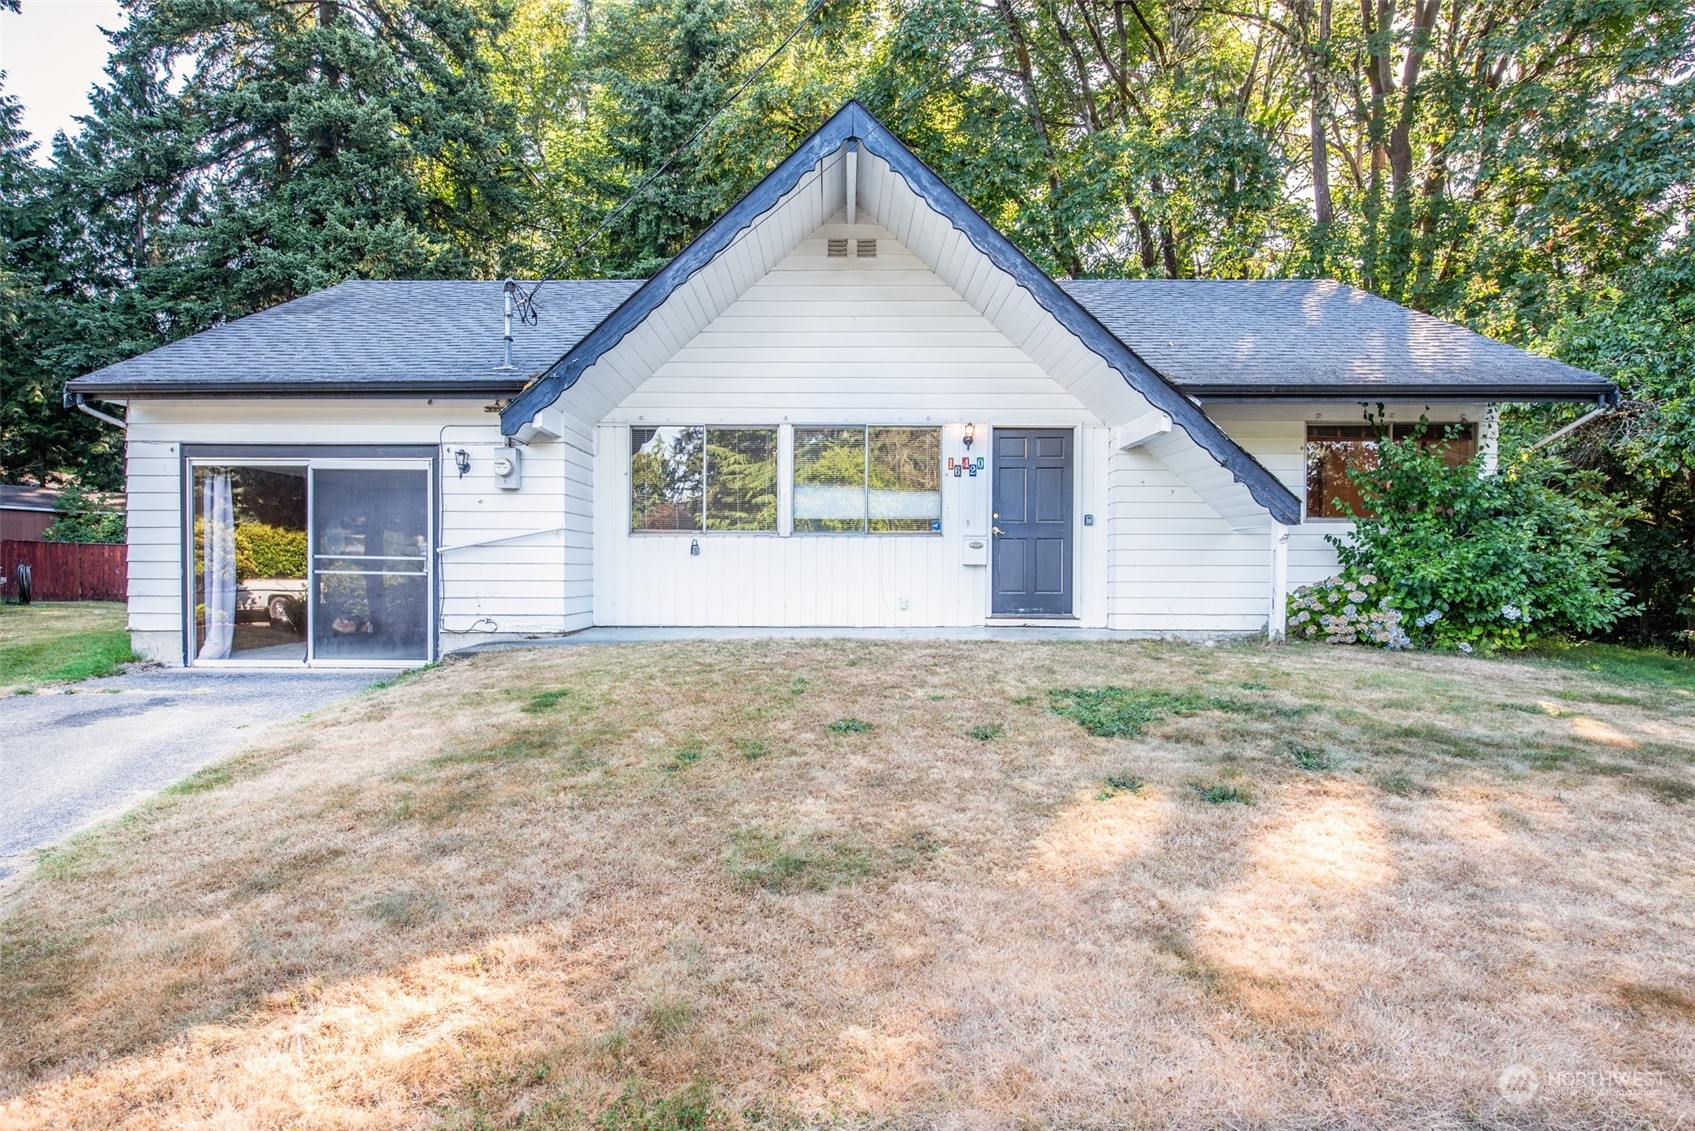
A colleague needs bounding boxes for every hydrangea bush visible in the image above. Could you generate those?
[1287,574,1411,648]
[1297,418,1632,653]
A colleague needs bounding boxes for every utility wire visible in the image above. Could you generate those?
[513,0,833,320]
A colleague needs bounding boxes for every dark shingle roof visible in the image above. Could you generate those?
[68,279,643,398]
[70,276,1610,406]
[0,484,63,512]
[1062,278,1611,401]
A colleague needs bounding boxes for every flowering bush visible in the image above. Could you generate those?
[1324,420,1632,653]
[1287,573,1411,648]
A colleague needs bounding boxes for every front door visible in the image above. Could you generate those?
[992,429,1074,616]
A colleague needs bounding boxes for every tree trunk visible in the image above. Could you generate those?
[1309,0,1334,228]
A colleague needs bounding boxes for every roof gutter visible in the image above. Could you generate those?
[65,379,531,399]
[1189,384,1618,404]
[66,391,127,429]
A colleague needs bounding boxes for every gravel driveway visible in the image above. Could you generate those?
[0,667,397,880]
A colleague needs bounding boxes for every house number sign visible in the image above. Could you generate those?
[947,456,985,478]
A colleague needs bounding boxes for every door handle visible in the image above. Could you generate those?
[992,526,1005,537]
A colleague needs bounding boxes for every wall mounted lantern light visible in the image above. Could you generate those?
[962,423,976,449]
[454,449,471,478]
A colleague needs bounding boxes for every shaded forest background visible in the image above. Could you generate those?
[1,0,1691,637]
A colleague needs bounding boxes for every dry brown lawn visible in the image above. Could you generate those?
[2,640,1693,1129]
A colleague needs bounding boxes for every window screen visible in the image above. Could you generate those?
[794,426,941,533]
[631,427,777,532]
[1305,423,1477,518]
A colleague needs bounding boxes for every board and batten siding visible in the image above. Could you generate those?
[591,225,1111,627]
[121,399,589,661]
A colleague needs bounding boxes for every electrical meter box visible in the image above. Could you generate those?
[492,447,522,490]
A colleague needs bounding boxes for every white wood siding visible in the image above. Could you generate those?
[1106,402,1489,633]
[593,229,1110,627]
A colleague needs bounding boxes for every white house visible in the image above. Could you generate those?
[67,102,1614,667]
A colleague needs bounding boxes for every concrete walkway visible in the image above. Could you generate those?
[0,667,397,880]
[456,625,1250,652]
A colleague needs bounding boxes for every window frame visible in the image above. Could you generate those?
[1304,421,1477,521]
[628,425,781,536]
[627,425,945,537]
[791,424,943,537]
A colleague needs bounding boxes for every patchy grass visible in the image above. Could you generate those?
[1287,744,1334,772]
[1048,686,1237,737]
[0,602,136,690]
[827,717,873,734]
[1525,640,1695,691]
[1096,772,1144,801]
[1194,783,1252,805]
[1,639,1693,1128]
[966,723,1004,742]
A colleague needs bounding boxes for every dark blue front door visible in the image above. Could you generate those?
[992,429,1073,616]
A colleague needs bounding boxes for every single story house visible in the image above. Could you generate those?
[66,102,1614,667]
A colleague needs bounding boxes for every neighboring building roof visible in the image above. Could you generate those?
[68,279,643,398]
[1062,279,1613,402]
[0,484,63,513]
[0,485,125,513]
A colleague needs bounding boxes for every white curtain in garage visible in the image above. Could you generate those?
[196,471,235,660]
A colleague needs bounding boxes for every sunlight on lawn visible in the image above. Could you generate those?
[1,639,1692,1129]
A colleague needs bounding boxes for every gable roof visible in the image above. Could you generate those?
[68,279,641,398]
[500,101,1304,525]
[1062,279,1613,402]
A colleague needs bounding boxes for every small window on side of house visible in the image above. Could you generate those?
[1305,422,1477,519]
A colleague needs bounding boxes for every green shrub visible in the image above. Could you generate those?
[41,486,124,543]
[233,522,307,580]
[1318,420,1632,653]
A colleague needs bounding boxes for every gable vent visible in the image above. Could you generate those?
[827,238,849,257]
[856,238,877,258]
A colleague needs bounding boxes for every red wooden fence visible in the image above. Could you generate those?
[2,539,127,602]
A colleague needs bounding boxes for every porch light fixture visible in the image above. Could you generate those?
[962,423,976,449]
[454,449,471,478]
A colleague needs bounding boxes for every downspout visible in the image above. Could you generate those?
[1528,402,1613,453]
[67,391,127,430]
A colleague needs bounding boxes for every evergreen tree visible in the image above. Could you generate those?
[52,0,529,324]
[590,0,743,276]
[0,70,123,487]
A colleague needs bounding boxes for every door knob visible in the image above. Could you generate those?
[992,526,1005,536]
